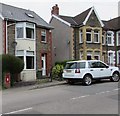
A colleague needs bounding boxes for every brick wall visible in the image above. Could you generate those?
[7,21,15,55]
[36,27,52,76]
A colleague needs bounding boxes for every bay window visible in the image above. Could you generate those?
[16,22,35,39]
[94,30,99,43]
[17,27,24,38]
[79,30,83,43]
[86,29,92,43]
[16,50,35,70]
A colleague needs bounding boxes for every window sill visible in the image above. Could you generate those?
[16,38,35,41]
[41,41,47,44]
[107,44,114,46]
[23,69,36,71]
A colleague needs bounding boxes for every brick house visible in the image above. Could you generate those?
[103,17,120,67]
[50,5,104,65]
[0,3,53,81]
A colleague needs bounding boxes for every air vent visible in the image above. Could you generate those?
[25,12,34,18]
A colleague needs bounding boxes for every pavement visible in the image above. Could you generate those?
[3,80,67,92]
[29,80,66,90]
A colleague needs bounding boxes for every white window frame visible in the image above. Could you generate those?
[80,51,83,59]
[102,35,105,45]
[107,31,114,46]
[108,51,115,66]
[86,30,92,43]
[41,29,47,43]
[79,30,83,43]
[94,30,99,43]
[16,50,35,70]
[117,31,120,46]
[16,22,35,40]
[117,50,120,65]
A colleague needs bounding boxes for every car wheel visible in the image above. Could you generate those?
[110,72,120,82]
[83,75,92,86]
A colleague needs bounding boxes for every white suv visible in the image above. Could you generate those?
[63,60,120,86]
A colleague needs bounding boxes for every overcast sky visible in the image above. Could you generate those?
[1,0,120,23]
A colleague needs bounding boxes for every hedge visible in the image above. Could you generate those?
[0,54,24,88]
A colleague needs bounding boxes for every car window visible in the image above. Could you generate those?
[89,61,107,68]
[88,62,97,68]
[65,62,77,69]
[97,62,107,68]
[65,62,85,69]
[77,62,85,69]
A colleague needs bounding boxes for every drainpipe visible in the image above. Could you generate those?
[5,20,8,54]
[74,28,77,60]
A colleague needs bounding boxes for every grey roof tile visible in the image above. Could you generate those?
[103,16,120,30]
[1,3,53,29]
[58,7,91,27]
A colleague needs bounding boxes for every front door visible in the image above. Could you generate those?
[42,54,46,76]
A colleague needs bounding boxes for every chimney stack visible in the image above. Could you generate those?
[51,4,59,16]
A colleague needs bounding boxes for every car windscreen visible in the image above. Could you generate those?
[65,62,85,69]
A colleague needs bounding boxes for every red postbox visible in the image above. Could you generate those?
[4,73,11,88]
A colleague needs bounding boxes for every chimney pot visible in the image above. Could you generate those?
[51,4,59,16]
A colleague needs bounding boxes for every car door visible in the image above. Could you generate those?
[97,61,111,78]
[88,61,101,78]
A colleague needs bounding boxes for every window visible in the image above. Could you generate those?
[117,51,120,65]
[80,51,83,60]
[89,61,106,68]
[117,32,120,45]
[16,50,35,70]
[94,51,100,60]
[108,51,115,65]
[79,30,83,43]
[94,30,99,43]
[107,31,114,46]
[87,55,92,60]
[65,62,85,69]
[26,56,34,69]
[65,62,77,69]
[102,36,105,45]
[16,22,35,39]
[87,51,92,60]
[17,27,23,38]
[94,56,99,60]
[26,27,34,39]
[77,62,85,69]
[118,52,120,65]
[86,30,92,42]
[41,29,46,42]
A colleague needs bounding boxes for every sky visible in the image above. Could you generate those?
[1,0,120,23]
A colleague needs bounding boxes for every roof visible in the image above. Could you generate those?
[59,7,91,26]
[0,3,53,29]
[103,16,120,30]
[52,7,104,27]
[73,7,92,26]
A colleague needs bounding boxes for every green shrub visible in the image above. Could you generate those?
[2,54,24,74]
[1,54,24,87]
[52,64,63,80]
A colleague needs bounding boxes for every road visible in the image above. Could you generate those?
[2,80,120,114]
